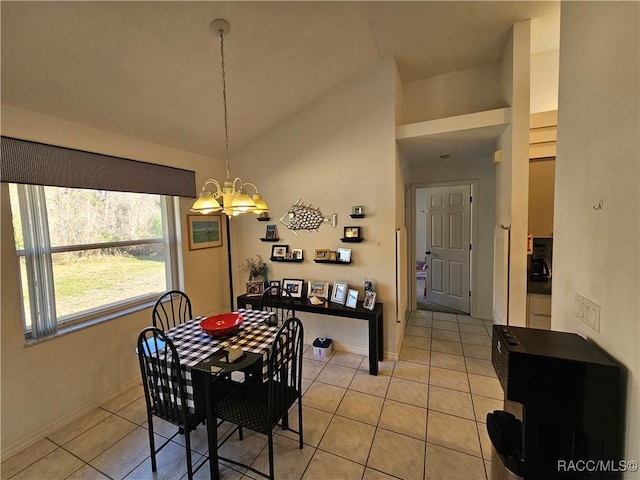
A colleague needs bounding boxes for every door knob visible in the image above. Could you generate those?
[425,251,431,255]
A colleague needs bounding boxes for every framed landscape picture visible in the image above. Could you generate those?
[307,281,329,298]
[187,214,223,250]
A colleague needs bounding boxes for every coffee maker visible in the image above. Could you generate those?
[530,243,550,281]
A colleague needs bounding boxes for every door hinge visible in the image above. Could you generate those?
[470,196,473,203]
[469,290,472,298]
[469,243,472,251]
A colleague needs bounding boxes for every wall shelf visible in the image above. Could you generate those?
[260,238,280,242]
[257,217,271,222]
[270,257,303,263]
[340,237,364,243]
[314,259,352,265]
[349,214,365,219]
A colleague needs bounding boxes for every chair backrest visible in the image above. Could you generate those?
[267,317,304,411]
[137,326,191,426]
[152,290,192,331]
[259,286,295,326]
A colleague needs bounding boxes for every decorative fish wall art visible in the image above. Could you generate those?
[280,199,337,235]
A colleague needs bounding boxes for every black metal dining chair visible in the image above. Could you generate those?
[136,326,205,480]
[152,290,192,331]
[213,317,304,480]
[259,286,295,326]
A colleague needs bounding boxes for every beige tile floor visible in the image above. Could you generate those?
[2,311,502,480]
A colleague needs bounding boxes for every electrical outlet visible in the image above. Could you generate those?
[575,293,601,332]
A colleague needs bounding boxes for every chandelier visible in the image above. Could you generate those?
[190,19,269,218]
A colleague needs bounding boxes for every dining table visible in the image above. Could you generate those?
[165,308,279,479]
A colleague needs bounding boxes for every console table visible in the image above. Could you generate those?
[236,294,383,375]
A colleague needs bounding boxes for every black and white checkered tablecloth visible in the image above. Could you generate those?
[166,309,278,409]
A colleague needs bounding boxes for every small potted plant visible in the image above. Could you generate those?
[239,255,267,282]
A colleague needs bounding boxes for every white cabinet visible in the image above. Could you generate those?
[527,293,551,330]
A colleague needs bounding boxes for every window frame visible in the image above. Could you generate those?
[11,183,181,339]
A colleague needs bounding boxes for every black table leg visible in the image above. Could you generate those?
[368,312,379,376]
[204,374,219,480]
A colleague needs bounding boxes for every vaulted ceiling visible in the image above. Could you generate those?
[1,1,559,160]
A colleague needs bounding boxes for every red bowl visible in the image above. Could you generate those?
[200,313,243,338]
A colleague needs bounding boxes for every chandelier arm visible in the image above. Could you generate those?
[242,182,259,194]
[202,178,223,196]
[231,177,244,191]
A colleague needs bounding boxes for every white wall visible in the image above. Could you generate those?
[495,21,531,326]
[224,59,400,357]
[0,106,230,457]
[402,62,505,124]
[530,49,559,114]
[412,156,496,320]
[554,1,639,468]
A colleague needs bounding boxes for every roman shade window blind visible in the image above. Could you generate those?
[1,136,196,197]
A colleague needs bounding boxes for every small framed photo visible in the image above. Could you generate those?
[346,289,359,309]
[329,251,337,261]
[285,252,294,260]
[265,224,277,239]
[308,281,329,298]
[268,280,281,295]
[331,281,349,305]
[292,248,303,260]
[282,278,304,298]
[246,281,264,297]
[352,205,364,216]
[314,249,330,260]
[338,248,351,263]
[344,226,361,239]
[187,214,223,250]
[271,244,289,259]
[363,290,377,310]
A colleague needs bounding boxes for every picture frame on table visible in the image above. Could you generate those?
[363,290,377,310]
[330,281,349,305]
[329,251,337,261]
[271,244,289,259]
[307,281,329,298]
[187,214,223,250]
[337,248,351,262]
[246,281,264,297]
[292,248,304,260]
[344,226,361,239]
[314,249,330,260]
[268,280,281,295]
[282,278,304,298]
[345,289,359,309]
[352,205,364,216]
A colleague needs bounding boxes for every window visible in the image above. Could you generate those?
[9,184,179,339]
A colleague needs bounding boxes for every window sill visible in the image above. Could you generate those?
[25,299,156,346]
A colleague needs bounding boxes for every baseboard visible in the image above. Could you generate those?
[330,342,396,362]
[1,376,140,461]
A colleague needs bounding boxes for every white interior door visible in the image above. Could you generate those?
[425,185,471,313]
